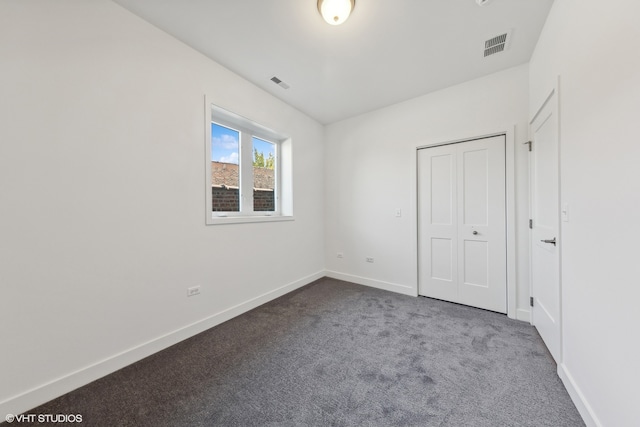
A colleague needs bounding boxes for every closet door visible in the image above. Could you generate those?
[418,135,507,313]
[418,144,459,303]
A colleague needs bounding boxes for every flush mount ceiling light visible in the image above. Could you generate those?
[318,0,355,26]
[476,0,492,5]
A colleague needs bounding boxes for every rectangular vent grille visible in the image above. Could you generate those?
[270,76,290,89]
[484,44,505,57]
[484,32,508,57]
[485,33,507,49]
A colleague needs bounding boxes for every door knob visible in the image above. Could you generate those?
[541,237,557,246]
[472,231,479,235]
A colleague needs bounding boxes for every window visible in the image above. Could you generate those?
[251,136,276,212]
[205,100,293,224]
[211,122,240,212]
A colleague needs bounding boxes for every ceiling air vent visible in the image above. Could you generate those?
[484,32,509,57]
[270,76,290,90]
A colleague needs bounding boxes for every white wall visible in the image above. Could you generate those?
[0,0,324,415]
[324,65,531,318]
[529,1,640,426]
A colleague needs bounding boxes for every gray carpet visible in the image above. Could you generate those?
[17,278,583,426]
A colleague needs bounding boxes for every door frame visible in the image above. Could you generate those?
[413,127,518,319]
[528,79,563,360]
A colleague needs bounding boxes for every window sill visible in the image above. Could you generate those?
[206,215,294,226]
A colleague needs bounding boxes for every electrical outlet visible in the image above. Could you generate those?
[187,286,201,297]
[337,252,344,258]
[366,257,374,263]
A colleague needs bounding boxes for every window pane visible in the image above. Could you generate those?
[252,137,275,212]
[211,122,240,212]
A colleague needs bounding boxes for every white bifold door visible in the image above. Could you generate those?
[418,135,507,313]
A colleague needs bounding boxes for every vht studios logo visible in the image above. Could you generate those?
[5,413,83,423]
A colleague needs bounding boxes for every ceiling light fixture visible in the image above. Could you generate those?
[476,0,492,5]
[318,0,355,26]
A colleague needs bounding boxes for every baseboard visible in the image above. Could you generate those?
[325,270,417,297]
[516,308,531,322]
[558,363,602,427]
[0,270,325,418]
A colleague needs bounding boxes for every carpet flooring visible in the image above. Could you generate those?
[16,278,583,426]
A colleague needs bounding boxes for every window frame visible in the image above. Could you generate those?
[205,99,293,225]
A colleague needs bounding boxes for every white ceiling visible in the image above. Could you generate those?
[113,0,554,124]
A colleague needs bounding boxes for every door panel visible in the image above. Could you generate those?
[430,154,454,225]
[457,137,506,312]
[530,94,561,362]
[418,145,458,302]
[419,135,506,313]
[463,240,489,287]
[463,149,489,225]
[431,238,453,281]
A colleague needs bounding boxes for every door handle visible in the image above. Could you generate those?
[472,231,479,235]
[540,237,556,246]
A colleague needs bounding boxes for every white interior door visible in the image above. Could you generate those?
[418,144,458,304]
[530,93,561,362]
[418,135,507,313]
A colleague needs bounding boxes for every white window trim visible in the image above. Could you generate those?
[205,97,294,225]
